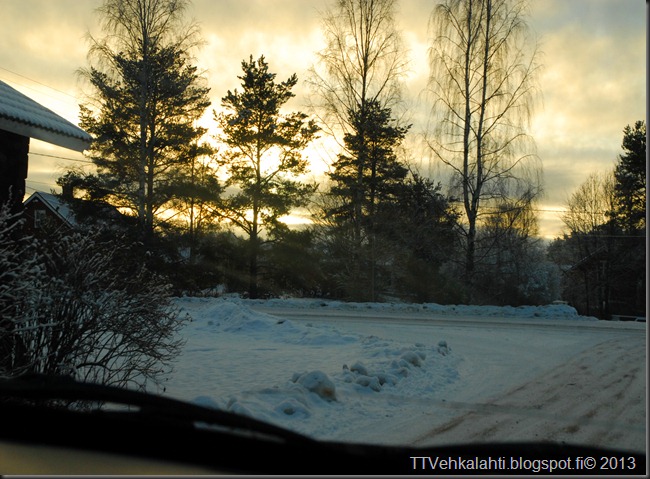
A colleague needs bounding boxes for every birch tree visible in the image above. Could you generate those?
[309,0,407,139]
[309,0,409,297]
[427,0,542,295]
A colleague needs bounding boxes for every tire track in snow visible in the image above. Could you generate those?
[413,337,646,453]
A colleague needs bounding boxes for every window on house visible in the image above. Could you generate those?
[33,209,47,228]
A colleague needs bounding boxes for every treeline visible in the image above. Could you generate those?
[50,0,643,315]
[549,121,646,318]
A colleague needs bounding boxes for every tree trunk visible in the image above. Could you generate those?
[353,102,367,300]
[461,0,475,296]
[249,228,259,299]
[138,60,148,241]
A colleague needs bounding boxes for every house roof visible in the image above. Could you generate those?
[23,191,77,227]
[0,79,92,152]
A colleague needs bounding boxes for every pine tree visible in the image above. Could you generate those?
[324,100,409,300]
[381,174,461,302]
[74,0,211,242]
[608,121,646,316]
[215,56,319,298]
[328,101,409,225]
[611,120,646,233]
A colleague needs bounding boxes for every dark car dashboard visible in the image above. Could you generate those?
[0,375,645,475]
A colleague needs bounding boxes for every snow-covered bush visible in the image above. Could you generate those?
[0,204,186,392]
[517,259,562,305]
[0,203,42,374]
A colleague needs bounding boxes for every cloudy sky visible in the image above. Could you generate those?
[0,0,645,238]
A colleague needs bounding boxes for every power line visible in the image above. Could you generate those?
[449,202,616,215]
[563,233,646,239]
[447,200,567,214]
[533,209,568,214]
[29,151,94,164]
[26,180,58,192]
[0,66,78,100]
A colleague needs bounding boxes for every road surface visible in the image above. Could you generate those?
[251,305,646,453]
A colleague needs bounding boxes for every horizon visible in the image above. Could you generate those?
[0,0,644,239]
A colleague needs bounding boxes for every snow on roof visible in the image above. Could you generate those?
[0,79,92,152]
[23,191,77,227]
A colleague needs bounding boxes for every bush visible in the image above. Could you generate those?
[0,203,186,392]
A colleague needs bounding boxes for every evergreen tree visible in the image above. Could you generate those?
[73,0,211,242]
[552,121,647,318]
[381,174,461,302]
[608,120,646,316]
[215,56,319,298]
[324,100,409,300]
[611,120,646,233]
[328,101,409,226]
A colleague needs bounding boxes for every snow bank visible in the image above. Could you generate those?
[170,297,459,441]
[225,295,594,321]
[166,296,635,447]
[178,296,359,344]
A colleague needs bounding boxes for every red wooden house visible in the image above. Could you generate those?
[22,191,77,235]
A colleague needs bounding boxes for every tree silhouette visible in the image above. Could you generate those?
[325,100,408,300]
[215,56,319,298]
[309,0,407,141]
[427,0,542,298]
[76,0,211,242]
[611,120,646,234]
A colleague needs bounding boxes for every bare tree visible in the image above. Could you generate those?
[562,172,615,237]
[309,0,409,297]
[308,0,408,139]
[559,171,616,317]
[426,0,542,295]
[477,194,542,303]
[0,202,42,376]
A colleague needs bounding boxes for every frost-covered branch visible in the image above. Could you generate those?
[1,208,186,393]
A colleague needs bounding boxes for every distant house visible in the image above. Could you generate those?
[22,191,77,235]
[22,189,126,235]
[0,79,91,212]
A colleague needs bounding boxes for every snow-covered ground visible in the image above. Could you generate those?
[165,297,646,452]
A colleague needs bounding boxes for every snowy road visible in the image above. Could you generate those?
[169,298,645,454]
[412,336,646,453]
[249,305,646,452]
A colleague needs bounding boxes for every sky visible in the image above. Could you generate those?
[0,0,645,239]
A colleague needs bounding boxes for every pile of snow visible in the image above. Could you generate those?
[181,297,359,344]
[226,295,593,321]
[166,296,604,443]
[169,297,460,441]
